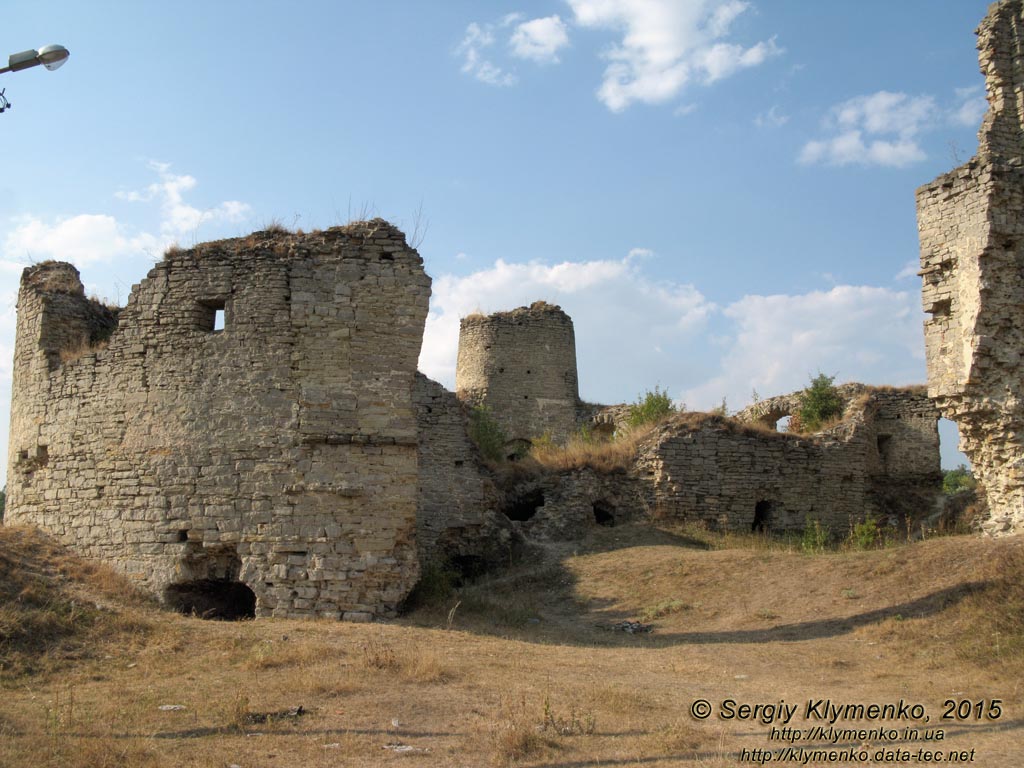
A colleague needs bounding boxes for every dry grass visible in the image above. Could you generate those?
[890,539,1024,668]
[59,337,110,364]
[0,526,151,677]
[1,524,1022,766]
[528,423,654,474]
[489,694,550,765]
[524,410,796,476]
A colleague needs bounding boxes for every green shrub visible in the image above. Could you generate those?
[798,373,844,431]
[530,431,556,451]
[801,516,830,554]
[627,385,678,429]
[850,514,881,550]
[468,405,507,463]
[943,464,977,495]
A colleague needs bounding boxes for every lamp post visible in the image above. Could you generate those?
[0,44,70,112]
[0,44,70,74]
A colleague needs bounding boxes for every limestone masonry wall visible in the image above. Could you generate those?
[413,372,515,568]
[916,0,1024,534]
[657,388,941,533]
[455,302,581,444]
[6,221,430,619]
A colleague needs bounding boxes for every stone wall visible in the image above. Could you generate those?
[868,389,941,483]
[413,373,515,568]
[644,388,940,533]
[916,0,1024,534]
[455,301,581,444]
[735,384,940,485]
[503,468,649,540]
[636,416,866,532]
[5,221,431,619]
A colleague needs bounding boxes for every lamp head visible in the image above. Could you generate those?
[37,44,69,71]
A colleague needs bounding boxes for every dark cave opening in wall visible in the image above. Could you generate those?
[752,500,774,532]
[593,499,616,527]
[164,580,256,620]
[504,488,545,521]
[450,554,488,585]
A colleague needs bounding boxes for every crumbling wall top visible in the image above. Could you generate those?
[21,261,87,296]
[977,0,1024,164]
[459,300,570,328]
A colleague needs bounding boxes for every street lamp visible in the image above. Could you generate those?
[0,44,70,74]
[0,44,70,113]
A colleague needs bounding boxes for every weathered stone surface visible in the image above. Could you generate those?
[455,302,581,443]
[413,372,516,567]
[655,388,941,532]
[916,0,1024,534]
[5,220,431,618]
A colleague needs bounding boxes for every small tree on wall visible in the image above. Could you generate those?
[798,373,844,432]
[627,385,679,429]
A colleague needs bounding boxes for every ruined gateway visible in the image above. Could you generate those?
[5,219,942,619]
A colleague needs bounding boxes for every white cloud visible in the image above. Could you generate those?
[0,163,249,479]
[799,133,925,167]
[951,84,986,128]
[754,104,788,127]
[799,91,937,168]
[3,214,162,266]
[895,260,919,281]
[418,254,712,394]
[117,160,250,237]
[456,21,518,86]
[683,285,925,410]
[510,15,570,63]
[699,36,781,83]
[626,247,654,262]
[567,0,783,112]
[3,162,251,266]
[419,258,927,420]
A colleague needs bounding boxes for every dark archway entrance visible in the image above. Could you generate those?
[164,580,256,620]
[504,488,545,521]
[752,500,774,532]
[593,499,616,527]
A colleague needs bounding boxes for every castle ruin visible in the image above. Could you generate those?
[916,0,1024,534]
[22,2,1024,613]
[4,229,946,618]
[456,302,582,446]
[6,222,430,619]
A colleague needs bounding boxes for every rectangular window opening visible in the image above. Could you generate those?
[197,299,227,333]
[929,299,952,319]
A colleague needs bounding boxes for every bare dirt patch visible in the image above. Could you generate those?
[1,523,1021,767]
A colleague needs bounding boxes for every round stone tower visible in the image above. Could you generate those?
[455,301,580,444]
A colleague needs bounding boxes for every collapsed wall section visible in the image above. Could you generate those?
[645,388,940,533]
[5,221,430,619]
[916,0,1024,534]
[413,372,515,569]
[637,417,869,533]
[455,301,580,444]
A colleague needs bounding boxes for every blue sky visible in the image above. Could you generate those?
[1,1,990,473]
